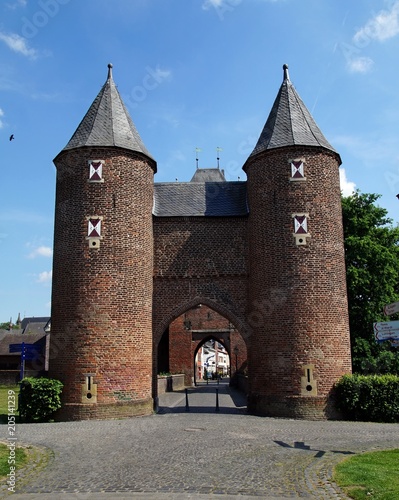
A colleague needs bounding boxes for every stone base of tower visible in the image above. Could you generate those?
[247,394,342,420]
[53,398,153,421]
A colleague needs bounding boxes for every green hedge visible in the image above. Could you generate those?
[19,377,63,422]
[335,374,399,423]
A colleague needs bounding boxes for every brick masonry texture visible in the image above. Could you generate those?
[245,146,351,418]
[50,134,351,420]
[50,147,155,420]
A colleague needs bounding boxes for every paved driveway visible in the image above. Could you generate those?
[2,382,399,499]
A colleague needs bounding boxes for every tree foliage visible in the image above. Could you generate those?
[335,374,399,422]
[0,322,19,330]
[342,191,399,372]
[19,377,63,422]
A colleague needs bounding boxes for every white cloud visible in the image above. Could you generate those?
[37,270,52,284]
[347,56,374,74]
[202,0,229,9]
[28,246,53,259]
[202,0,278,7]
[6,0,27,8]
[151,66,172,81]
[0,31,37,59]
[339,167,356,196]
[0,108,4,129]
[354,2,399,43]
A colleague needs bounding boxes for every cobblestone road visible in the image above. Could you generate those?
[2,381,399,499]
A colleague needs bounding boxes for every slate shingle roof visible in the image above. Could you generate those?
[56,64,156,170]
[245,65,339,165]
[190,168,227,182]
[153,177,248,217]
[21,317,50,332]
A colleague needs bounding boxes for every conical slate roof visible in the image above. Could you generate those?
[246,65,339,164]
[57,64,156,168]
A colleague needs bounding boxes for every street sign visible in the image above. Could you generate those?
[8,343,41,380]
[9,343,36,353]
[383,301,399,316]
[373,321,399,342]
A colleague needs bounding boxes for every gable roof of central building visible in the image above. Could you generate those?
[153,168,248,217]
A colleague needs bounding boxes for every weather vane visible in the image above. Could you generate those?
[195,147,202,169]
[216,147,222,169]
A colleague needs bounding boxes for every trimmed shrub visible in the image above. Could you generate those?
[335,374,399,423]
[19,377,63,422]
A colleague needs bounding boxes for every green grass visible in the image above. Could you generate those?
[0,385,20,424]
[334,449,399,499]
[0,443,28,477]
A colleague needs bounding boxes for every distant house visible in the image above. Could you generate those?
[0,317,50,384]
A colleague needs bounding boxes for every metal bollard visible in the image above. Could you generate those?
[215,388,220,412]
[185,388,189,412]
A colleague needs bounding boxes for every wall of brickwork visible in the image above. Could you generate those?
[153,216,247,278]
[50,146,155,420]
[152,216,251,395]
[168,315,193,385]
[244,146,352,419]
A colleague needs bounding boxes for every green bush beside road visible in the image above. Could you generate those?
[335,374,399,422]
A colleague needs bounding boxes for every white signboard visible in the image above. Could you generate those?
[373,321,399,342]
[383,301,399,316]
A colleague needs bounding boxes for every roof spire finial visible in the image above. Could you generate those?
[107,63,113,80]
[283,64,290,82]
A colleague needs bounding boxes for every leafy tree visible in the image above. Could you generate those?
[0,322,19,330]
[342,191,399,373]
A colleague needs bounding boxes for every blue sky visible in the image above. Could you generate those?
[1,0,399,322]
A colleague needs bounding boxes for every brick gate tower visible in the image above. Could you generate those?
[49,63,351,421]
[49,64,156,419]
[244,65,352,418]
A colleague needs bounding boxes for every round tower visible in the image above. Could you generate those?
[244,65,351,419]
[49,64,156,420]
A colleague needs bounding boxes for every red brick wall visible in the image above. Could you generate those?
[245,146,352,418]
[50,147,155,420]
[152,216,251,391]
[153,216,247,278]
[168,315,193,384]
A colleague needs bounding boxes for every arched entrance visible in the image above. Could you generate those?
[156,303,247,396]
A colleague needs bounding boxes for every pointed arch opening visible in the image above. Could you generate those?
[156,301,248,394]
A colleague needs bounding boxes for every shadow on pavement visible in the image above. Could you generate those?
[157,380,247,415]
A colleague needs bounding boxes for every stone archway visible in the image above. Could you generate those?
[154,300,248,396]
